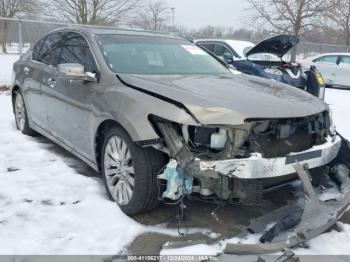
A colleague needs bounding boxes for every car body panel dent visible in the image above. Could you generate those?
[119,73,327,126]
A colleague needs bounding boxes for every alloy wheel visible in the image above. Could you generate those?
[15,94,26,131]
[104,135,135,205]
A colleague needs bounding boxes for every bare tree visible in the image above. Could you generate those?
[0,0,37,53]
[132,0,170,31]
[245,0,335,60]
[46,0,142,25]
[326,0,350,46]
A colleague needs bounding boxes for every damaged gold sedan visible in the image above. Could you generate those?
[11,27,350,254]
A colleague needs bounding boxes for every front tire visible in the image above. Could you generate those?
[14,90,36,136]
[101,126,167,215]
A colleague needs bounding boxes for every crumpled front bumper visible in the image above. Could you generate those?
[199,135,341,179]
[163,136,350,255]
[224,158,350,254]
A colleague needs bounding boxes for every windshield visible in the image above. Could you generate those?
[97,34,229,75]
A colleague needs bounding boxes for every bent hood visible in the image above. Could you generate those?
[118,73,327,125]
[246,35,299,58]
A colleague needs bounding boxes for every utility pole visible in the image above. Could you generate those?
[171,7,175,30]
[18,19,22,54]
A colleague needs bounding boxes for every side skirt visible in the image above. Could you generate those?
[29,121,99,172]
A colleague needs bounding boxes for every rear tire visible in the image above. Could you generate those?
[14,90,36,136]
[101,126,167,215]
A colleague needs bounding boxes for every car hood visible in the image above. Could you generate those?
[118,73,327,125]
[246,35,299,58]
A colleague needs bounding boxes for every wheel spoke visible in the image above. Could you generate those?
[127,175,135,188]
[110,174,120,186]
[106,153,119,167]
[125,150,132,163]
[119,141,127,160]
[105,167,119,176]
[124,166,134,175]
[124,181,133,200]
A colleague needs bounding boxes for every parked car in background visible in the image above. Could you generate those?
[195,35,325,99]
[301,53,350,89]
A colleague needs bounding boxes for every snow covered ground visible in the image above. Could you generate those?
[1,54,350,257]
[0,55,19,86]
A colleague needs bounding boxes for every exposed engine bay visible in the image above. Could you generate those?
[256,61,307,88]
[151,110,336,203]
[233,58,325,99]
[152,113,350,253]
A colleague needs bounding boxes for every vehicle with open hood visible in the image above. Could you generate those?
[195,35,325,99]
[11,28,350,254]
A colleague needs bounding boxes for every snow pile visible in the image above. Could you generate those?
[0,95,146,254]
[294,223,350,255]
[0,94,204,254]
[326,88,350,140]
[0,55,19,86]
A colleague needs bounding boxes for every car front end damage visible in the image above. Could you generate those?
[151,110,350,253]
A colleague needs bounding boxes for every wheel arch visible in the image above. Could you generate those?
[94,119,133,171]
[11,85,21,113]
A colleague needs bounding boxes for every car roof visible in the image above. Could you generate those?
[194,38,255,58]
[312,53,350,57]
[49,26,184,40]
[194,39,254,45]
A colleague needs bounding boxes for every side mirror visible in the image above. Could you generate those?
[336,57,342,66]
[57,63,97,83]
[223,52,234,63]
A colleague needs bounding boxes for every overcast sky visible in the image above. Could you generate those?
[163,0,250,29]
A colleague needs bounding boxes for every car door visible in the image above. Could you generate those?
[47,31,100,159]
[36,32,66,135]
[312,55,338,86]
[335,55,350,87]
[19,37,49,129]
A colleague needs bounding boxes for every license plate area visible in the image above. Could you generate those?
[285,150,322,164]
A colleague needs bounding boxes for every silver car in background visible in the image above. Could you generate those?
[301,53,350,88]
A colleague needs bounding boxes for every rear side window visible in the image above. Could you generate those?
[198,43,215,53]
[60,32,96,73]
[320,55,338,64]
[340,56,350,65]
[38,33,65,66]
[313,57,324,63]
[32,38,45,61]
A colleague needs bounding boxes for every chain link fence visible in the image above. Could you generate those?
[0,17,134,54]
[1,17,350,59]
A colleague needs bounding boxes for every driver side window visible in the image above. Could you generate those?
[37,33,65,66]
[59,32,97,73]
[213,43,232,59]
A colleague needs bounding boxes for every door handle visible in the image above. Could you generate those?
[48,78,56,88]
[23,66,30,75]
